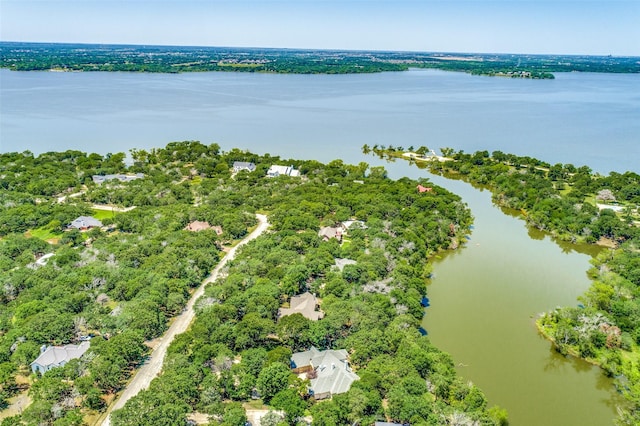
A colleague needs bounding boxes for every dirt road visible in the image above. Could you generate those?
[101,214,269,426]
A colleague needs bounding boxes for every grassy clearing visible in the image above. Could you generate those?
[27,228,63,241]
[91,209,118,221]
[243,399,267,409]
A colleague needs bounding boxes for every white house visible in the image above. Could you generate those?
[266,165,300,178]
[31,341,91,375]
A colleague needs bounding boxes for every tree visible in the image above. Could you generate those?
[234,312,275,350]
[267,347,292,366]
[487,406,509,426]
[222,402,247,426]
[270,388,307,425]
[440,147,455,157]
[277,313,310,351]
[256,362,291,403]
[259,410,284,426]
[240,347,268,378]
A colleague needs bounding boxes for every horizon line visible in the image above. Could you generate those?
[1,40,636,59]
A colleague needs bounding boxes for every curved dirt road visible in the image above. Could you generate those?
[101,214,268,425]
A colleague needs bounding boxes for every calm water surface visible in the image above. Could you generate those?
[413,169,625,426]
[1,69,639,174]
[373,160,626,425]
[2,69,638,424]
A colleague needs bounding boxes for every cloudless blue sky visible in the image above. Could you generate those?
[1,0,638,55]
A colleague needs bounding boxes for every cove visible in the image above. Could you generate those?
[403,166,626,426]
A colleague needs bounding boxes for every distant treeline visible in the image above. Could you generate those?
[2,42,639,77]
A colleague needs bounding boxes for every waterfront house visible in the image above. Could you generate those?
[417,184,433,193]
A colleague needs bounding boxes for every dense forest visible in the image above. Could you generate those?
[0,142,511,425]
[371,145,640,425]
[2,42,639,77]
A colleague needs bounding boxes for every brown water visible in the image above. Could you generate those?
[415,171,625,426]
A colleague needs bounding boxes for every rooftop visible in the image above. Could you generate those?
[31,341,91,371]
[279,292,324,321]
[69,216,103,229]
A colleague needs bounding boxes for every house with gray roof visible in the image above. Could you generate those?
[68,216,103,230]
[279,292,324,321]
[290,347,359,400]
[92,173,144,184]
[31,341,91,375]
[233,161,256,173]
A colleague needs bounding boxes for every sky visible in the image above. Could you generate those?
[1,0,639,56]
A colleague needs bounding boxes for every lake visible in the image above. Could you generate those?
[2,68,638,424]
[1,69,639,174]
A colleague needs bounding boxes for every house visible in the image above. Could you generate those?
[233,162,256,173]
[27,253,55,270]
[31,340,91,375]
[341,220,367,231]
[185,220,212,232]
[266,165,300,178]
[279,292,324,321]
[290,347,359,400]
[417,184,433,193]
[36,253,54,266]
[333,258,356,272]
[68,216,103,230]
[318,226,342,241]
[92,173,144,184]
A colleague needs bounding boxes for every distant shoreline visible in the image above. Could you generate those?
[3,41,639,77]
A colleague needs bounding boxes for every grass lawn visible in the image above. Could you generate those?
[243,399,267,409]
[27,227,63,241]
[92,209,118,221]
